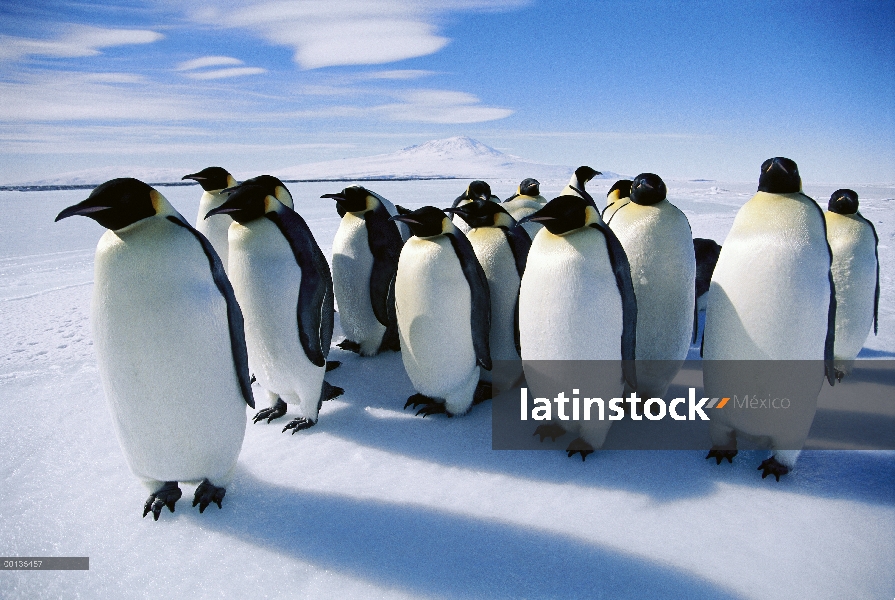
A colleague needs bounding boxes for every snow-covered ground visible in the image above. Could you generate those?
[1,178,893,599]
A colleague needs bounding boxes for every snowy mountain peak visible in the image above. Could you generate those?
[396,136,507,159]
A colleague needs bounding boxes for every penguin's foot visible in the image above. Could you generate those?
[472,381,492,406]
[533,424,567,443]
[566,438,594,462]
[192,479,226,513]
[757,456,790,482]
[337,339,361,353]
[834,369,845,383]
[283,417,316,434]
[323,381,344,401]
[403,394,452,418]
[142,481,182,521]
[706,447,738,465]
[326,360,342,372]
[253,398,287,424]
[249,373,257,385]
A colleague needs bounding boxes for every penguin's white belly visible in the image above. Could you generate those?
[396,237,477,408]
[705,193,831,361]
[519,228,623,361]
[610,202,695,396]
[332,214,385,355]
[503,197,544,238]
[826,212,877,365]
[228,219,324,413]
[468,228,520,362]
[92,218,246,485]
[196,191,231,272]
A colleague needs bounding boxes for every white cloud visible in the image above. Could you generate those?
[181,0,528,69]
[0,26,163,62]
[184,67,267,79]
[176,55,244,71]
[374,89,514,123]
[361,70,436,80]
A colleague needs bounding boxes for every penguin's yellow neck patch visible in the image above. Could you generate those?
[584,205,603,227]
[150,189,176,217]
[264,195,284,214]
[274,186,293,209]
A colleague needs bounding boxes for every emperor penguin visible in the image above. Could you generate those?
[502,178,548,238]
[206,176,341,433]
[55,178,253,520]
[702,157,836,480]
[445,199,531,394]
[390,206,492,417]
[560,166,602,209]
[183,167,239,271]
[518,195,637,460]
[602,179,632,223]
[450,180,500,234]
[825,189,880,380]
[607,173,695,401]
[322,185,404,356]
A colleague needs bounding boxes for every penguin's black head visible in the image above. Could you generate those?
[519,194,595,235]
[630,173,667,206]
[208,175,290,224]
[467,180,492,202]
[575,166,600,184]
[55,178,158,231]
[321,186,371,213]
[607,179,633,200]
[828,189,859,214]
[390,206,449,238]
[182,166,234,192]
[757,157,801,194]
[519,178,540,197]
[445,199,516,230]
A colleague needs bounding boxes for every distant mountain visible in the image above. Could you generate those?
[274,136,616,182]
[9,137,619,187]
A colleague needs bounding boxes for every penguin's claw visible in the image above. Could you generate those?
[404,393,435,410]
[326,360,342,372]
[337,340,361,353]
[565,438,594,461]
[472,381,492,406]
[416,403,451,418]
[533,424,567,442]
[253,398,287,424]
[192,479,226,513]
[834,369,845,383]
[323,382,344,401]
[249,373,257,385]
[757,456,790,481]
[706,447,738,465]
[142,481,182,521]
[283,417,315,434]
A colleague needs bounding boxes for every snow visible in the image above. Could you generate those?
[1,177,893,599]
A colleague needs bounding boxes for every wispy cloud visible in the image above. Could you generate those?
[183,0,528,69]
[175,55,244,71]
[183,67,267,79]
[374,90,515,123]
[0,25,163,62]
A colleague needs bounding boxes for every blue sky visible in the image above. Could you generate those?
[1,0,893,183]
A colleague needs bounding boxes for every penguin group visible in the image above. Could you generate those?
[54,156,880,519]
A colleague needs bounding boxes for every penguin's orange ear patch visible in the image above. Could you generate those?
[149,189,162,215]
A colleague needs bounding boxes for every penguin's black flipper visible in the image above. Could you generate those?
[805,194,837,386]
[253,398,287,424]
[503,224,532,279]
[143,481,182,521]
[566,438,594,461]
[365,203,404,328]
[757,456,790,481]
[166,216,254,408]
[590,222,637,389]
[192,479,226,513]
[859,215,881,335]
[446,231,492,371]
[267,207,334,368]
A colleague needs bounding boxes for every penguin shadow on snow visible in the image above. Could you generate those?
[317,342,894,506]
[183,467,742,600]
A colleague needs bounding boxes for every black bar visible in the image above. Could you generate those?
[1,558,88,570]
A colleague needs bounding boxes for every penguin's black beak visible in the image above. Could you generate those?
[205,185,266,222]
[320,193,345,201]
[517,214,555,225]
[55,198,113,222]
[182,173,204,182]
[389,214,421,226]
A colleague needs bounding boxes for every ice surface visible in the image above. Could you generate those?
[1,179,893,599]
